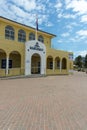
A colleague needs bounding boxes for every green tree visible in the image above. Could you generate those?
[74,55,82,68]
[84,54,87,68]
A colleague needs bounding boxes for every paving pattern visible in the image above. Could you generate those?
[0,72,87,130]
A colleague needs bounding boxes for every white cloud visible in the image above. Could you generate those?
[0,0,5,4]
[45,22,53,27]
[55,0,62,10]
[10,5,29,17]
[38,14,49,25]
[63,14,76,19]
[57,13,76,19]
[55,1,78,19]
[75,50,87,57]
[61,32,70,37]
[71,22,78,26]
[57,39,63,43]
[66,0,87,15]
[66,22,78,31]
[65,25,73,32]
[65,0,87,27]
[12,0,36,11]
[81,15,87,23]
[69,38,76,42]
[77,30,87,37]
[0,0,53,28]
[57,13,63,18]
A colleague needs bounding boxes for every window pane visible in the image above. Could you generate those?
[5,26,15,40]
[50,62,53,69]
[29,33,35,40]
[1,59,6,68]
[9,60,12,68]
[18,29,26,42]
[38,35,44,43]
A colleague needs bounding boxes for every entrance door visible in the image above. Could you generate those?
[31,53,41,74]
[38,62,40,73]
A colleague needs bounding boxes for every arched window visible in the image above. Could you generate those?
[18,29,26,42]
[29,32,35,40]
[38,35,44,43]
[5,25,15,40]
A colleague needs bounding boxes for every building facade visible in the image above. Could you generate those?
[0,16,73,77]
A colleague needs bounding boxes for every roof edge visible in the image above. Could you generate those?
[0,16,56,37]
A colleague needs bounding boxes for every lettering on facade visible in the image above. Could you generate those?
[30,42,43,51]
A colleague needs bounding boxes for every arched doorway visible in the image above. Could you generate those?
[9,51,21,68]
[31,53,41,74]
[62,58,67,69]
[0,49,6,69]
[0,49,6,76]
[9,51,21,75]
[55,57,60,69]
[47,56,53,69]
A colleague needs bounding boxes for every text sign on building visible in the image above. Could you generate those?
[30,42,43,51]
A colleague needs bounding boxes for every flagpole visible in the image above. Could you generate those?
[36,14,38,41]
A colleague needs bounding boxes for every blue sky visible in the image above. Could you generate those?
[0,0,87,58]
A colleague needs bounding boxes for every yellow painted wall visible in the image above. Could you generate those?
[0,17,73,76]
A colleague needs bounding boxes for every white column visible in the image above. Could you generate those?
[60,60,62,72]
[40,54,46,75]
[6,56,9,75]
[53,60,55,72]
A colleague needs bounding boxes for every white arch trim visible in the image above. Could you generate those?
[25,40,46,75]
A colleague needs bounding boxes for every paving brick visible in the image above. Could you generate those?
[0,72,87,130]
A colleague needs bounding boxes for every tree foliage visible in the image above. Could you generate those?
[74,55,82,68]
[84,54,87,68]
[74,54,87,68]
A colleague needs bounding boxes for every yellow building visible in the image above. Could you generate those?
[0,16,73,77]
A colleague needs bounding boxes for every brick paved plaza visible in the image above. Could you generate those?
[0,72,87,130]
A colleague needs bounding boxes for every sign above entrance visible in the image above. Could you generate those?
[30,42,43,51]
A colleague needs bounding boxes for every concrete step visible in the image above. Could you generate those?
[0,74,46,80]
